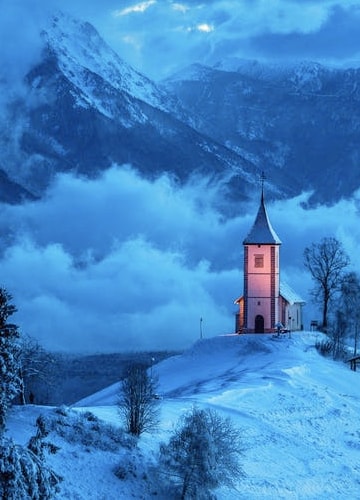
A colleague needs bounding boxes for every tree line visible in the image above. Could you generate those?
[304,236,360,358]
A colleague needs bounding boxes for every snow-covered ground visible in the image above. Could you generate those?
[7,332,360,499]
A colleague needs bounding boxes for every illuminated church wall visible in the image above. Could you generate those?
[245,243,280,331]
[235,183,305,334]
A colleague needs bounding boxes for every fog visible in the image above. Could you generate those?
[0,165,359,352]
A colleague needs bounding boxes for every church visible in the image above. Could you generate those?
[234,184,305,334]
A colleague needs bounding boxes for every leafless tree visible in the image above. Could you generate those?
[118,363,160,437]
[304,237,349,330]
[19,336,55,405]
[338,271,360,356]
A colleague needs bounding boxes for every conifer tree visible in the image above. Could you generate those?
[0,287,21,433]
[0,416,61,499]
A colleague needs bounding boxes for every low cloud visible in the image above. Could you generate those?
[0,165,359,352]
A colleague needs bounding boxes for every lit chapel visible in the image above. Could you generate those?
[234,185,305,334]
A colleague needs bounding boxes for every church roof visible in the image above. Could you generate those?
[280,282,306,305]
[243,191,281,245]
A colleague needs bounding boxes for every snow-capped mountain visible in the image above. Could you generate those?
[44,13,181,118]
[163,59,360,205]
[1,12,360,207]
[0,12,265,206]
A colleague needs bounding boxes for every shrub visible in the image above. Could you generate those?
[49,407,135,451]
[159,407,243,499]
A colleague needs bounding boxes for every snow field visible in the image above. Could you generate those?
[7,332,360,498]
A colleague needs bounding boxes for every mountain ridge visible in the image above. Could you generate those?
[1,13,360,207]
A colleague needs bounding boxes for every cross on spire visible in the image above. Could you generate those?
[260,171,266,201]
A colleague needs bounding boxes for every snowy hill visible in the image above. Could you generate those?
[7,332,360,498]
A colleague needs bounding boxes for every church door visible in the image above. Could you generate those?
[255,315,264,333]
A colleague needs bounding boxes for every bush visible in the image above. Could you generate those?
[159,407,243,499]
[49,407,135,451]
[315,339,334,357]
[0,418,61,500]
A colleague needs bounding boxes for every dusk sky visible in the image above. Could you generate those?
[1,1,360,352]
[3,0,360,80]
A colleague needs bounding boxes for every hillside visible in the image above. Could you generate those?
[7,332,360,498]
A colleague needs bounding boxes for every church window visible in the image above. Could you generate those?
[254,254,264,268]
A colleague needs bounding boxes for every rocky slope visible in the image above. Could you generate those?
[162,59,360,205]
[0,13,264,206]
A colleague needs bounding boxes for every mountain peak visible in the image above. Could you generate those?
[42,12,175,114]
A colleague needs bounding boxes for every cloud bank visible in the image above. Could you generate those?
[0,165,359,353]
[3,0,360,81]
[96,0,360,78]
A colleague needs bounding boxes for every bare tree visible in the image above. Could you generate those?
[18,336,55,405]
[338,271,360,356]
[118,363,160,437]
[159,407,243,499]
[304,237,349,330]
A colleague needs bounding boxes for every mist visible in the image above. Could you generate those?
[0,165,358,352]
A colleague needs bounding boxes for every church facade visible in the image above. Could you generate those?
[235,187,305,333]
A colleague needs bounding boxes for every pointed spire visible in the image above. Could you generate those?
[243,174,281,245]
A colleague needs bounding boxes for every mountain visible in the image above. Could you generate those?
[162,59,360,205]
[2,13,360,208]
[0,13,269,207]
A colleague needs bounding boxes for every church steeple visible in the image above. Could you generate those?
[242,194,281,245]
[243,176,281,245]
[239,175,281,333]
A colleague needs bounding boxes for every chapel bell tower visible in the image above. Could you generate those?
[235,179,282,333]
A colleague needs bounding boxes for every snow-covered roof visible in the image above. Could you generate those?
[280,282,306,305]
[243,192,281,245]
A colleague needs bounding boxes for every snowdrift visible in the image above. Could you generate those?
[7,332,360,498]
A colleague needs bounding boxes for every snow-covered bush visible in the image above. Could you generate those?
[159,407,243,499]
[114,448,161,497]
[48,407,135,451]
[0,419,61,499]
